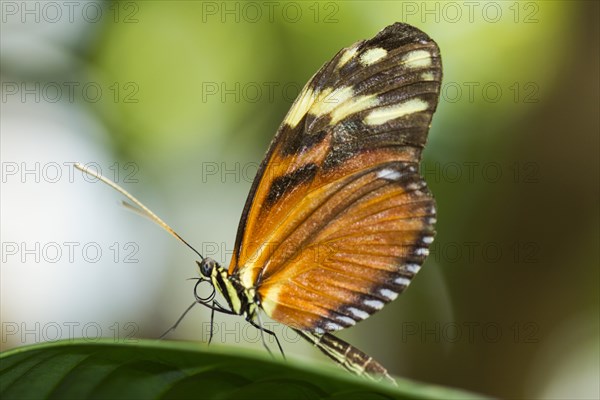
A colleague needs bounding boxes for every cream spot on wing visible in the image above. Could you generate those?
[421,71,435,81]
[379,288,399,300]
[402,50,432,68]
[416,248,430,256]
[348,307,369,320]
[308,86,379,125]
[377,168,402,181]
[283,84,316,128]
[336,315,356,326]
[363,98,429,126]
[405,264,421,274]
[330,94,379,124]
[395,276,412,286]
[364,299,384,310]
[310,86,353,117]
[325,321,343,331]
[406,181,423,191]
[308,85,380,125]
[360,47,387,66]
[337,45,358,68]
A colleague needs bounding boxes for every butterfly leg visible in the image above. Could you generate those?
[158,301,198,339]
[204,299,235,345]
[246,313,286,360]
[208,302,216,345]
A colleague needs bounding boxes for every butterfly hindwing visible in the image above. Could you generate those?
[228,23,441,332]
[257,162,435,332]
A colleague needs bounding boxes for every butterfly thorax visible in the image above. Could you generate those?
[198,257,258,318]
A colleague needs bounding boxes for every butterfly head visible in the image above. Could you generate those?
[197,257,219,278]
[196,257,246,316]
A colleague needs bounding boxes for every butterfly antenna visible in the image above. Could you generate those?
[74,162,204,260]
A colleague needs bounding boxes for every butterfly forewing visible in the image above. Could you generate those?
[228,23,441,333]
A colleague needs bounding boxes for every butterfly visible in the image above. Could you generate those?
[76,21,441,385]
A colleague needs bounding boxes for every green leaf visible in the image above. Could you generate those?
[0,340,486,400]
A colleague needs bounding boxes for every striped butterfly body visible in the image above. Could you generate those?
[199,22,442,383]
[77,22,441,385]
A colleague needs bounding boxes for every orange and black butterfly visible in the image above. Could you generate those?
[76,22,441,384]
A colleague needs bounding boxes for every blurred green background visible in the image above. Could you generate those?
[1,1,598,398]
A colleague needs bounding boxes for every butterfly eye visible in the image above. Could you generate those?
[197,258,215,277]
